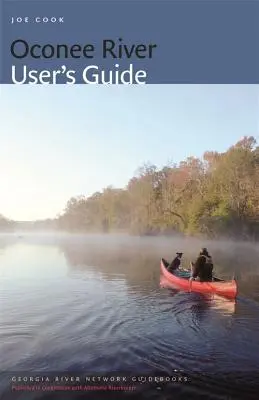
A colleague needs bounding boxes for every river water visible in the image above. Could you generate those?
[1,233,259,400]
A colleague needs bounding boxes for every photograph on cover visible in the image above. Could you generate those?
[0,84,259,399]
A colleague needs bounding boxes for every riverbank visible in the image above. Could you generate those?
[55,137,259,241]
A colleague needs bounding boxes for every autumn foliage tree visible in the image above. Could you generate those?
[57,137,259,240]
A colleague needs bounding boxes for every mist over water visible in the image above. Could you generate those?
[0,233,259,399]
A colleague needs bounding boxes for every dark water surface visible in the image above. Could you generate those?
[1,233,259,400]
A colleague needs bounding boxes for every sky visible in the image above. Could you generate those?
[0,85,258,221]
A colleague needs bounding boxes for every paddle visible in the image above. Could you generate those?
[188,261,193,292]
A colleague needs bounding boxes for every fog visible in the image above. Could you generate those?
[1,231,258,274]
[1,231,259,303]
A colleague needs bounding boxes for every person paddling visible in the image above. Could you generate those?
[168,252,183,272]
[189,248,213,282]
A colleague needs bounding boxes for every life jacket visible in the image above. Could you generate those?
[206,256,213,270]
[202,255,213,264]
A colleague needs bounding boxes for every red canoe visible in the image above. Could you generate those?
[161,258,237,299]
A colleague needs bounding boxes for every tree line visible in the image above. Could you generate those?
[57,136,259,240]
[0,215,14,231]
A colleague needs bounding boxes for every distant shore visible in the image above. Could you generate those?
[1,136,258,242]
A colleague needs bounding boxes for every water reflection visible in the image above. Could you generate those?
[57,235,259,302]
[59,240,159,293]
[160,275,236,315]
[0,234,259,400]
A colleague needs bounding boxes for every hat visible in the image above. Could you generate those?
[200,248,209,256]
